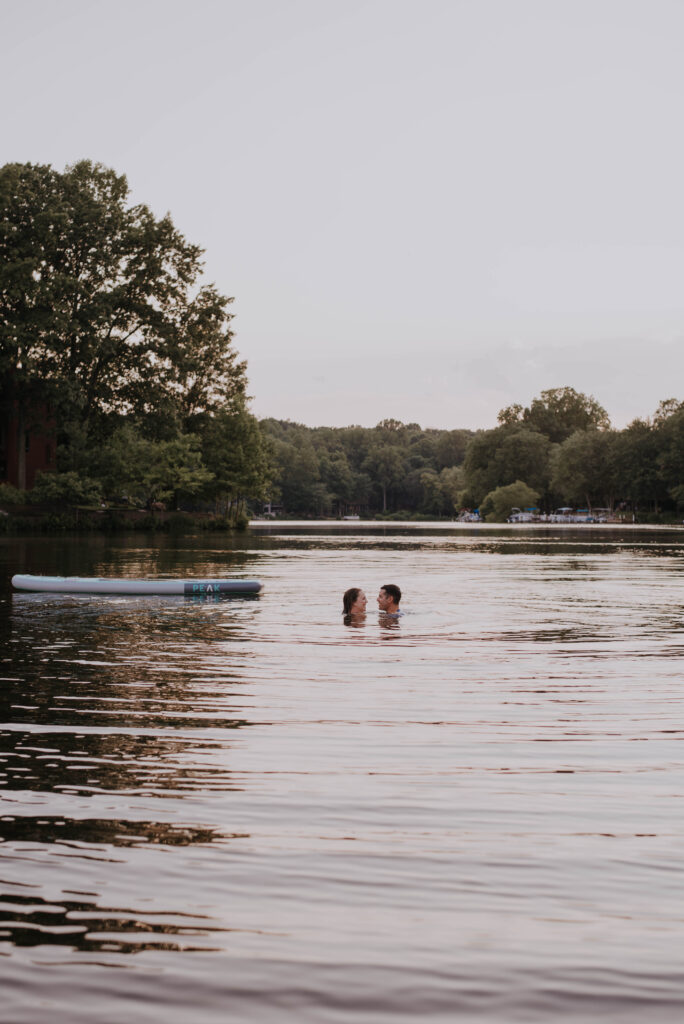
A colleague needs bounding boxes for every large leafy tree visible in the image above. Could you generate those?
[90,424,214,508]
[611,418,667,513]
[498,387,610,444]
[463,425,553,505]
[200,402,271,515]
[480,480,540,522]
[655,405,684,508]
[363,444,404,512]
[550,429,618,509]
[0,160,246,483]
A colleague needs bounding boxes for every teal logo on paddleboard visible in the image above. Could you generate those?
[182,580,260,596]
[185,582,224,594]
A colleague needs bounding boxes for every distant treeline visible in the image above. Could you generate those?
[262,388,684,521]
[260,418,472,517]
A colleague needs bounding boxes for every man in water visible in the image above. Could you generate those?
[377,584,402,616]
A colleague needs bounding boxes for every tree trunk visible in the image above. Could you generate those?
[17,399,26,491]
[382,483,387,512]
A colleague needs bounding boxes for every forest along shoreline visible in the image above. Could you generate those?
[3,162,684,529]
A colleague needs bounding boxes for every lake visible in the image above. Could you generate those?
[1,524,684,1022]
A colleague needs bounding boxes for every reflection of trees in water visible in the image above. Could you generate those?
[0,883,230,954]
[0,815,235,846]
[0,730,245,796]
[90,548,260,579]
[2,594,258,800]
[4,533,261,582]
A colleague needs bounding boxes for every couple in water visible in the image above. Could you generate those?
[342,584,402,620]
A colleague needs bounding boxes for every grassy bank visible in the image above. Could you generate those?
[0,507,250,534]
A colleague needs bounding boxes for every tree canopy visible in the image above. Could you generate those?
[498,386,610,444]
[0,161,245,427]
[0,160,269,512]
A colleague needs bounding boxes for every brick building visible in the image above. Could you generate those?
[0,402,55,490]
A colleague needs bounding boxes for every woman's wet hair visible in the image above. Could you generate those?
[343,587,361,615]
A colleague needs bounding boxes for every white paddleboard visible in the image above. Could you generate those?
[11,574,262,595]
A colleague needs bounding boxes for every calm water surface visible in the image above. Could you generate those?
[1,525,684,1022]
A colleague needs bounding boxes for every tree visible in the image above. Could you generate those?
[92,425,213,507]
[31,471,102,506]
[652,398,684,426]
[611,419,667,513]
[363,445,404,512]
[0,160,247,479]
[433,429,473,469]
[271,434,326,515]
[498,387,610,444]
[439,465,464,511]
[480,480,540,522]
[551,430,617,509]
[463,426,552,505]
[200,403,271,515]
[375,418,406,438]
[655,406,684,509]
[319,451,355,506]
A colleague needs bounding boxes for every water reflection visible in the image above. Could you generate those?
[0,888,226,954]
[343,614,366,629]
[378,615,402,635]
[0,731,243,795]
[0,816,231,846]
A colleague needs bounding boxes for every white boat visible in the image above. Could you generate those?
[11,574,262,595]
[507,507,539,523]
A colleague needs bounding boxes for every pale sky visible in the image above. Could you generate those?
[2,0,684,429]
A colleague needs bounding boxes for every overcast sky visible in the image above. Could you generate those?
[2,0,684,429]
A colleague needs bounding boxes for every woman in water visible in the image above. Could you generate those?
[343,587,367,618]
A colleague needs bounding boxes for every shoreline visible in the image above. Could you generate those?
[249,519,684,531]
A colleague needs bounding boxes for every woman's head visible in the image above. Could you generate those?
[343,587,367,615]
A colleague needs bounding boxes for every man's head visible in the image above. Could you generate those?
[377,584,401,613]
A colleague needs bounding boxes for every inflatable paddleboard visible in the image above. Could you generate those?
[11,574,262,595]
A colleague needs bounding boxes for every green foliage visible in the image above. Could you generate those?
[259,418,475,517]
[363,444,404,512]
[439,466,464,510]
[271,432,328,515]
[550,430,617,507]
[480,480,540,522]
[0,161,246,434]
[234,510,250,530]
[0,159,272,517]
[434,430,472,470]
[30,471,102,506]
[463,426,552,505]
[200,402,271,510]
[656,407,684,492]
[498,387,610,444]
[259,389,684,520]
[670,484,684,508]
[0,483,27,505]
[102,428,213,506]
[610,418,667,509]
